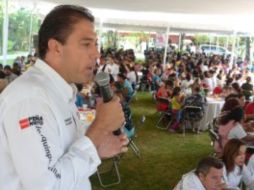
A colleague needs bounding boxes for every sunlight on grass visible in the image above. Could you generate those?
[91,92,212,190]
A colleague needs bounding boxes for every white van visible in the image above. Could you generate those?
[198,44,231,56]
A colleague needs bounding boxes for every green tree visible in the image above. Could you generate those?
[7,7,40,52]
[9,8,31,51]
[193,34,210,45]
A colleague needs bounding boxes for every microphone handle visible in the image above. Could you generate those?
[100,85,122,136]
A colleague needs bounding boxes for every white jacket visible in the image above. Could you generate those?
[174,171,206,190]
[0,59,101,190]
[223,165,254,189]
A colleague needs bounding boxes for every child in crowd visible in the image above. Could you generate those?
[169,86,184,132]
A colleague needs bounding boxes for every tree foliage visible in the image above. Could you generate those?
[0,3,40,53]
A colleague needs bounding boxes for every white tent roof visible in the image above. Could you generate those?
[18,0,254,34]
[45,0,254,15]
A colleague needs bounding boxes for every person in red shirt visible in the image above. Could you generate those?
[156,80,174,111]
[245,102,254,120]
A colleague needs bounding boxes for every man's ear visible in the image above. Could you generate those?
[47,39,63,57]
[198,172,205,182]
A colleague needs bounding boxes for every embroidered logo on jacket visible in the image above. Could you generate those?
[64,117,73,126]
[19,115,43,129]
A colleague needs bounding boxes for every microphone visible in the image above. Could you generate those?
[95,72,122,136]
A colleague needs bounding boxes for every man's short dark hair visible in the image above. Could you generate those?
[195,156,223,176]
[38,5,95,59]
[0,70,5,79]
[4,65,11,71]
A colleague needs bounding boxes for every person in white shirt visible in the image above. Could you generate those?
[98,57,111,74]
[174,156,226,190]
[222,139,254,189]
[247,154,254,176]
[127,65,139,90]
[0,5,128,190]
[215,98,254,155]
[109,61,119,81]
[98,56,119,81]
[203,71,213,92]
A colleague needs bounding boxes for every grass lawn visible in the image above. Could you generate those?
[91,92,212,190]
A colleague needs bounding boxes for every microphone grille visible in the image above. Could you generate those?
[95,72,110,86]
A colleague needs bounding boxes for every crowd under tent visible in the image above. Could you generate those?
[2,0,254,65]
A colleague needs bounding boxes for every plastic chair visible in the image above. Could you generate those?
[155,97,172,130]
[182,106,203,135]
[96,156,121,188]
[124,127,141,158]
[123,114,146,158]
[96,115,145,188]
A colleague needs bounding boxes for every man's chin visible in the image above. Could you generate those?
[81,75,94,84]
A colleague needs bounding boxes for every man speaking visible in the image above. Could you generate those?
[0,5,128,190]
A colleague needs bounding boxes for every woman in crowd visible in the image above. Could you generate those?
[222,139,254,189]
[214,97,254,155]
[231,82,242,95]
[156,80,174,111]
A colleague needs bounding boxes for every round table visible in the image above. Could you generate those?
[199,97,224,131]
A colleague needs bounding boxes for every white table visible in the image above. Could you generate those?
[78,108,96,130]
[199,97,224,131]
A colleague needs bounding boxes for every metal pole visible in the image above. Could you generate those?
[178,32,181,51]
[28,3,36,54]
[98,18,103,53]
[230,31,237,68]
[163,26,170,69]
[2,0,9,65]
[209,34,212,49]
[225,36,229,50]
[216,35,219,50]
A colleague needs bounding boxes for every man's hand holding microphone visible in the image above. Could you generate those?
[86,72,129,158]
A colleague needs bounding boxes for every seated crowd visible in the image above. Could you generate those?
[3,47,254,189]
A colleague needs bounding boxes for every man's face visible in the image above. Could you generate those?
[59,19,100,84]
[199,167,223,190]
[4,69,11,75]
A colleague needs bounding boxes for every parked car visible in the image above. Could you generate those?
[198,44,231,56]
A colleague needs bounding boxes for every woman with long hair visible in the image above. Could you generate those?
[214,99,245,155]
[222,139,254,189]
[214,97,254,155]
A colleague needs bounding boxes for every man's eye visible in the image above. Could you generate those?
[83,43,90,47]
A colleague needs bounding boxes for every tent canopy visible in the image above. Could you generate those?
[12,0,254,34]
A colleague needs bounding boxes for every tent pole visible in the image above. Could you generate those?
[230,30,237,69]
[225,36,229,50]
[178,32,181,51]
[28,2,37,55]
[2,0,9,65]
[163,26,170,70]
[98,18,103,53]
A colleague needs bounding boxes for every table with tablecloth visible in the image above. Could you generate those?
[199,97,224,131]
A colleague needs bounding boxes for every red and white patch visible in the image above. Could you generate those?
[19,118,30,129]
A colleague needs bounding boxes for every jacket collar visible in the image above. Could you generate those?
[34,59,77,103]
